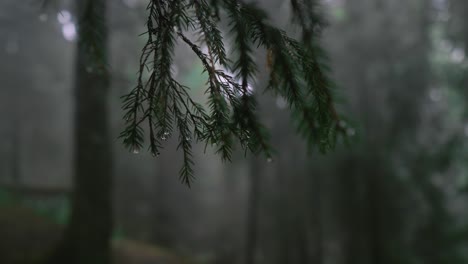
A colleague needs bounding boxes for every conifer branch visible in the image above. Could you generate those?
[120,0,345,184]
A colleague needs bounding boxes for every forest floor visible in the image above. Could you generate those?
[0,202,192,264]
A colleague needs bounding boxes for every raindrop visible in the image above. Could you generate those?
[267,157,273,163]
[244,131,251,139]
[86,66,93,73]
[185,136,191,142]
[131,146,140,154]
[57,10,72,24]
[38,13,48,22]
[152,151,160,157]
[161,131,170,140]
[246,83,255,94]
[62,22,77,42]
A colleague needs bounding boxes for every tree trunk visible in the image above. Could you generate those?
[366,160,382,264]
[10,120,22,189]
[309,169,323,264]
[48,0,112,263]
[245,158,261,264]
[151,161,174,247]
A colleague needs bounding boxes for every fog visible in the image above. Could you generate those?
[1,0,468,263]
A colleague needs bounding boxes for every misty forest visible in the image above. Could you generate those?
[1,0,468,263]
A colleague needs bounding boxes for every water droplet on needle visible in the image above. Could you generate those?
[131,146,140,154]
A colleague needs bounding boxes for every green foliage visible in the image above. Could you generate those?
[120,0,345,185]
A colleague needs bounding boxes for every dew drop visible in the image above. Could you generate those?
[161,131,170,141]
[62,22,77,42]
[57,10,72,24]
[132,146,140,154]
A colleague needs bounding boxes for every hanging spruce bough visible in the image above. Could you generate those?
[120,0,346,185]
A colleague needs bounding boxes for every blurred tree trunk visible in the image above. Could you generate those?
[339,156,365,264]
[272,152,297,264]
[47,0,113,263]
[10,120,22,189]
[214,161,240,264]
[455,0,468,108]
[245,158,261,264]
[309,168,323,264]
[151,161,174,248]
[364,158,383,264]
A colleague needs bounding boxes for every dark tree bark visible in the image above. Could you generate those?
[245,158,261,264]
[455,0,468,109]
[47,0,113,263]
[151,161,174,248]
[365,159,383,264]
[309,169,323,264]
